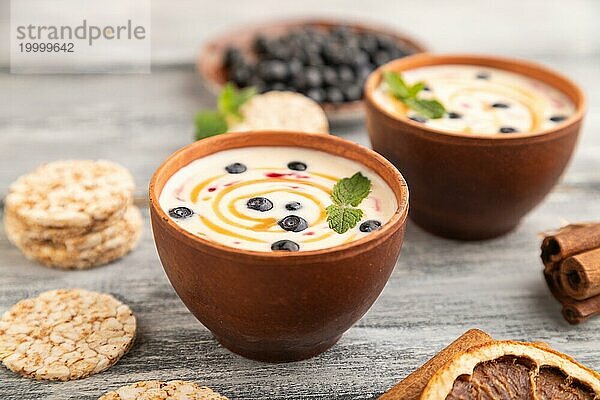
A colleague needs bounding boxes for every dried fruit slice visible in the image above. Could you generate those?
[421,341,600,400]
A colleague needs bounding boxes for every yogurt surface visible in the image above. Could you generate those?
[159,146,397,252]
[373,64,576,135]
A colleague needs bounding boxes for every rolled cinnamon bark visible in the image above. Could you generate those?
[559,248,600,300]
[378,329,493,400]
[562,295,600,325]
[543,263,569,302]
[541,223,600,265]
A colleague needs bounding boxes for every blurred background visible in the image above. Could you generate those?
[1,0,599,194]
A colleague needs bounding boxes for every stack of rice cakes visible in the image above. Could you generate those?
[3,160,142,269]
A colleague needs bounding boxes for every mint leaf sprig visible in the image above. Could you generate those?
[194,83,256,140]
[326,172,372,234]
[383,71,445,119]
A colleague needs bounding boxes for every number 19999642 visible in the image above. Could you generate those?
[18,42,74,52]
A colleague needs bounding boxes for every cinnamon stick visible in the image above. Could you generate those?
[559,248,600,300]
[379,329,493,400]
[541,223,600,265]
[562,295,600,325]
[543,263,569,302]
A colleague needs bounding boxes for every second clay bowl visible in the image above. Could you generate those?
[149,131,409,362]
[365,54,586,240]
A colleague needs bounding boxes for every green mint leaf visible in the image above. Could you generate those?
[404,98,446,119]
[194,111,228,140]
[407,81,426,98]
[383,71,446,119]
[326,172,372,234]
[331,172,372,207]
[326,204,364,234]
[383,71,410,99]
[217,82,256,119]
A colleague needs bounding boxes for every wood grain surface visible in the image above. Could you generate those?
[1,1,600,399]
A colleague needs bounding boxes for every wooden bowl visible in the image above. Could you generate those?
[365,54,586,240]
[197,18,426,123]
[149,131,409,362]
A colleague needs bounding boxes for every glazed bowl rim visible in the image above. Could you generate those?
[364,53,587,142]
[149,131,409,263]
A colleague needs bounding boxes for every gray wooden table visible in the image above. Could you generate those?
[2,1,600,399]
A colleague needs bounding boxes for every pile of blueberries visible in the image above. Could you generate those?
[223,25,415,104]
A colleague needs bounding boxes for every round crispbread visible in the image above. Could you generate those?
[5,160,134,229]
[228,91,329,134]
[5,206,143,270]
[0,289,136,381]
[3,205,128,242]
[98,380,228,400]
[420,340,600,399]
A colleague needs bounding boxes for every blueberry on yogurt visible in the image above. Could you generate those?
[491,102,510,109]
[499,127,518,134]
[225,162,247,174]
[409,115,428,123]
[550,115,568,122]
[271,240,300,252]
[247,197,273,212]
[285,201,302,211]
[447,112,462,119]
[359,220,382,232]
[287,161,307,171]
[169,207,194,219]
[278,215,308,232]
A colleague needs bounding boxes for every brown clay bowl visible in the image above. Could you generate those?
[149,131,409,362]
[197,18,426,123]
[365,54,586,240]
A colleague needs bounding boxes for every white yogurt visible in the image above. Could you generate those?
[373,64,576,135]
[159,146,397,252]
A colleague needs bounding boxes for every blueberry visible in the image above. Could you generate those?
[278,215,308,232]
[285,201,302,211]
[169,207,194,219]
[246,197,273,212]
[409,115,428,123]
[287,161,307,171]
[359,220,382,232]
[267,82,287,91]
[305,53,324,66]
[225,163,247,174]
[342,84,363,101]
[252,35,269,55]
[321,66,338,86]
[288,59,303,76]
[326,87,345,103]
[373,51,392,66]
[231,65,253,87]
[423,85,431,91]
[491,102,510,108]
[337,65,355,83]
[356,65,372,83]
[306,88,326,103]
[359,34,379,53]
[476,72,490,79]
[351,50,371,68]
[271,240,300,252]
[550,115,568,122]
[304,66,323,88]
[376,36,397,51]
[447,112,462,119]
[224,47,244,68]
[257,60,289,82]
[499,127,518,133]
